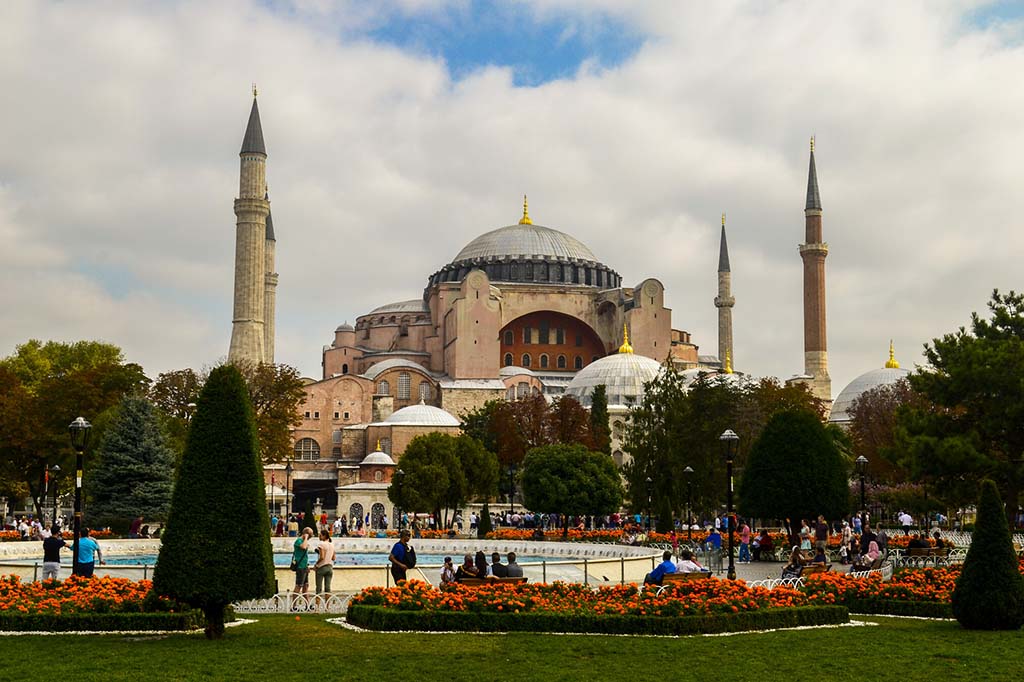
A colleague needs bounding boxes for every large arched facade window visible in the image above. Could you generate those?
[397,372,411,399]
[377,380,390,396]
[418,382,432,401]
[294,437,320,461]
[371,503,386,529]
[349,503,363,524]
[521,354,531,367]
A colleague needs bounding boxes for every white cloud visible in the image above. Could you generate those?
[1,0,1022,395]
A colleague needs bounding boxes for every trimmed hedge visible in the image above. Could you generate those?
[347,605,849,635]
[845,600,953,619]
[0,610,204,632]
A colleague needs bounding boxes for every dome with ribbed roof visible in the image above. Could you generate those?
[830,343,911,424]
[381,402,460,426]
[565,353,664,407]
[453,224,598,263]
[361,450,395,466]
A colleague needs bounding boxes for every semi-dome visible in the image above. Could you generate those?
[565,333,663,407]
[382,401,460,426]
[830,343,911,424]
[369,299,429,315]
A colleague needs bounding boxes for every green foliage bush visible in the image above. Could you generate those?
[951,479,1024,630]
[0,611,203,632]
[347,604,848,635]
[152,365,275,639]
[844,599,953,619]
[302,497,317,534]
[477,502,493,538]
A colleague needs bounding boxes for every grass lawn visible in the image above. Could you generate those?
[0,614,1020,681]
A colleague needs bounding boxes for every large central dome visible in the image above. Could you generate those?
[426,206,621,289]
[452,224,598,263]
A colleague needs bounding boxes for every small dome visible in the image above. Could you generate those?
[335,322,354,332]
[369,299,429,315]
[830,367,911,423]
[565,353,664,407]
[361,358,433,381]
[361,450,395,466]
[499,365,536,377]
[384,402,460,426]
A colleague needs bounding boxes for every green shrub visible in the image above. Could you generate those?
[0,611,203,632]
[302,497,317,534]
[347,605,848,635]
[153,365,275,639]
[845,599,953,619]
[477,502,493,538]
[951,479,1024,630]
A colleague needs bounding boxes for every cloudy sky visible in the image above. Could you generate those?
[2,0,1023,394]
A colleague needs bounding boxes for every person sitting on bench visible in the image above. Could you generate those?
[810,546,828,566]
[781,546,803,579]
[644,551,677,586]
[851,541,880,572]
[675,549,704,573]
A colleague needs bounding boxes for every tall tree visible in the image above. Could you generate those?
[148,368,204,466]
[460,400,501,455]
[388,433,465,522]
[88,395,175,531]
[847,379,919,483]
[738,409,850,531]
[231,360,306,464]
[0,340,148,517]
[153,365,274,639]
[546,394,592,447]
[589,384,612,456]
[521,444,623,535]
[894,290,1024,519]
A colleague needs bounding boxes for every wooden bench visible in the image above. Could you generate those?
[458,577,528,586]
[662,571,714,583]
[900,547,951,567]
[800,564,832,575]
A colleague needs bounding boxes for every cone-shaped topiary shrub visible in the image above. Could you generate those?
[477,502,493,538]
[951,479,1024,630]
[153,365,275,639]
[302,497,317,534]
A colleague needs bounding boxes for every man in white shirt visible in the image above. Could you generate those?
[899,511,914,535]
[675,549,704,573]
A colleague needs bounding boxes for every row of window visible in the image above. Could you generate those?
[503,328,582,346]
[305,410,351,420]
[504,353,598,370]
[376,375,432,401]
[293,437,391,461]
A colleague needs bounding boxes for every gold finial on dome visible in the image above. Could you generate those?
[375,439,382,452]
[618,323,633,354]
[885,340,900,369]
[252,82,258,98]
[722,212,726,227]
[810,135,815,153]
[519,195,532,225]
[724,350,733,374]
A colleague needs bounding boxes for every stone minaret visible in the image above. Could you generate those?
[799,137,831,402]
[228,92,270,364]
[714,212,735,369]
[263,195,278,363]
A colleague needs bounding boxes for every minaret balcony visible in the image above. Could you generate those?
[799,242,829,256]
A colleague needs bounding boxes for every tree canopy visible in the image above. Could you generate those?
[520,444,623,522]
[153,365,274,639]
[88,395,176,530]
[738,409,850,525]
[894,290,1024,517]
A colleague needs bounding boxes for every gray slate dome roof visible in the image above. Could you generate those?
[361,359,432,381]
[565,353,664,407]
[830,366,911,424]
[361,450,396,466]
[369,299,429,315]
[335,322,353,332]
[383,402,460,426]
[452,224,598,263]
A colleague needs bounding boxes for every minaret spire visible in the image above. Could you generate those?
[714,212,735,370]
[796,136,830,403]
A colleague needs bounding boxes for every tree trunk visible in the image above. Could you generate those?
[562,513,568,539]
[203,604,226,640]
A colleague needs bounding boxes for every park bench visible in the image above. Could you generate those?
[898,547,950,567]
[458,577,529,586]
[800,564,832,575]
[662,571,714,583]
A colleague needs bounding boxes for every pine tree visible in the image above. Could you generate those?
[951,479,1024,630]
[153,365,274,639]
[589,384,612,456]
[88,395,175,531]
[477,502,493,538]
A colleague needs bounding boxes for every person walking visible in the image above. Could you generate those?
[388,529,413,584]
[313,530,335,594]
[738,522,751,563]
[41,526,66,581]
[71,527,105,577]
[291,527,313,595]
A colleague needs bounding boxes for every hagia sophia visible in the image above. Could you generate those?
[227,94,908,522]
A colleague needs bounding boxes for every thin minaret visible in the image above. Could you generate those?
[263,192,278,364]
[800,136,831,401]
[714,212,735,369]
[228,87,270,364]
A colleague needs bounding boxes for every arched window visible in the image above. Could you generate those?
[539,354,549,369]
[398,372,411,399]
[557,354,567,369]
[574,356,583,370]
[374,470,383,482]
[377,380,390,396]
[522,354,531,368]
[380,437,391,453]
[418,382,431,401]
[342,363,348,374]
[613,450,624,468]
[349,503,363,524]
[503,330,514,345]
[332,446,342,458]
[294,438,320,461]
[504,353,514,367]
[506,387,515,400]
[612,420,624,440]
[371,503,386,529]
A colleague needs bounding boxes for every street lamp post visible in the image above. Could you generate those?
[683,466,694,542]
[645,476,653,534]
[719,429,739,580]
[856,455,868,525]
[49,464,61,530]
[68,417,92,576]
[395,469,404,530]
[284,460,293,518]
[508,463,516,516]
[270,471,276,517]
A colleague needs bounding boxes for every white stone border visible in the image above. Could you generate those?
[327,617,875,639]
[0,618,258,637]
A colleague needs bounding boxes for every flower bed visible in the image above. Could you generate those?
[0,529,118,542]
[0,575,199,631]
[347,580,846,634]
